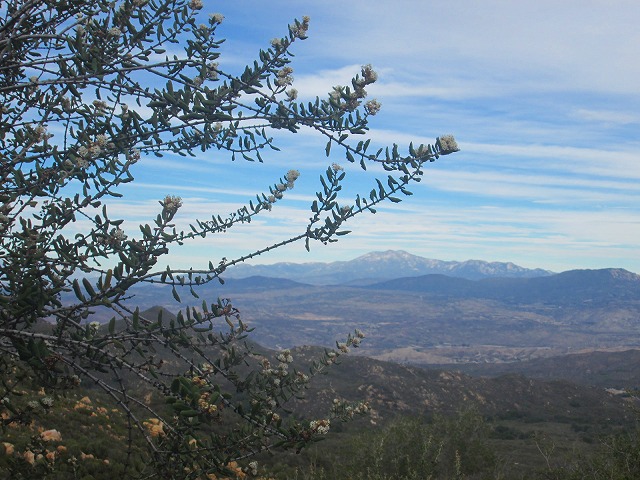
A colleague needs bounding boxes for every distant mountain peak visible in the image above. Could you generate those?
[224,250,554,285]
[356,249,417,260]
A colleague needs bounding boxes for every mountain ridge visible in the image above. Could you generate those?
[223,250,555,284]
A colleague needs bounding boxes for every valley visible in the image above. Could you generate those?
[119,252,640,366]
[41,250,639,478]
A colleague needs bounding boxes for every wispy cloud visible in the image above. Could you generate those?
[104,1,640,274]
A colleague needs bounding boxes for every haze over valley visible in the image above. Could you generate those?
[119,250,640,366]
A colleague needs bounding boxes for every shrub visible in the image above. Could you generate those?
[0,0,457,477]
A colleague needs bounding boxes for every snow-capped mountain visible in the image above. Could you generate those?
[223,250,553,285]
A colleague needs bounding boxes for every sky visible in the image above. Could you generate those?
[116,0,640,274]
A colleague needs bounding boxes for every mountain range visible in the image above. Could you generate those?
[223,250,554,284]
[110,251,640,367]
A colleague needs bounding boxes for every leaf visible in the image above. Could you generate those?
[108,317,116,334]
[172,286,181,302]
[325,140,331,157]
[132,308,140,330]
[180,409,200,417]
[82,278,96,297]
[193,325,212,333]
[72,279,86,302]
[346,150,355,163]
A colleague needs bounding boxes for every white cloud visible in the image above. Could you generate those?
[572,109,640,125]
[299,0,640,96]
[76,1,640,273]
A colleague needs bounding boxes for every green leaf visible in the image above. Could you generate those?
[180,409,200,417]
[108,317,116,334]
[72,280,86,302]
[82,278,96,297]
[132,308,140,330]
[325,140,331,157]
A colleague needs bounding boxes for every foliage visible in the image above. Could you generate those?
[294,409,498,480]
[0,0,458,477]
[546,415,640,480]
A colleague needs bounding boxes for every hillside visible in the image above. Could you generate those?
[288,346,631,424]
[101,266,640,366]
[446,348,640,389]
[10,302,639,479]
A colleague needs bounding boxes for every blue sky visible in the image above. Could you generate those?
[116,0,640,273]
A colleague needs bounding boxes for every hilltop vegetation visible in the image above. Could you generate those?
[3,326,639,479]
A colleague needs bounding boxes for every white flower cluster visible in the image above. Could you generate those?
[329,64,379,113]
[326,351,338,363]
[111,227,127,242]
[329,86,342,102]
[76,133,110,166]
[89,321,100,332]
[127,148,141,163]
[438,134,459,153]
[285,169,300,183]
[92,100,108,115]
[332,398,370,419]
[261,358,287,379]
[286,88,298,101]
[333,328,366,356]
[206,62,219,81]
[361,64,378,84]
[263,170,300,210]
[364,99,381,116]
[290,16,310,39]
[247,461,258,476]
[275,66,294,87]
[34,125,51,143]
[162,195,182,214]
[276,349,293,364]
[309,418,330,435]
[209,13,224,24]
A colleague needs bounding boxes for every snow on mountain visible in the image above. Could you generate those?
[223,250,554,285]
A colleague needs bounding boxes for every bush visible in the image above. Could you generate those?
[0,0,457,477]
[297,409,498,480]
